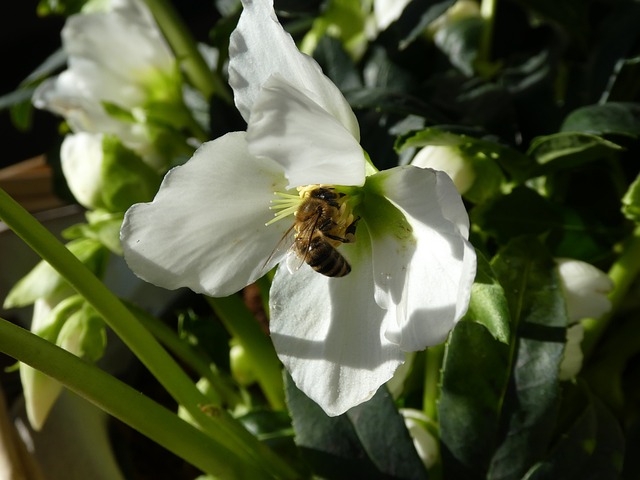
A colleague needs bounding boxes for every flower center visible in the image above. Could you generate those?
[266,185,357,238]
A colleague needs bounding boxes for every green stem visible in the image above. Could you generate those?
[207,295,285,410]
[143,0,232,103]
[478,0,497,66]
[582,226,640,358]
[0,188,297,479]
[423,345,444,420]
[0,317,264,479]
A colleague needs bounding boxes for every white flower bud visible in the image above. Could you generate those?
[556,258,613,324]
[411,145,476,194]
[400,409,439,469]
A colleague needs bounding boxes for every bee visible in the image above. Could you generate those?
[269,186,358,278]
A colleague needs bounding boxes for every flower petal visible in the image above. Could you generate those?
[63,2,174,87]
[247,75,366,188]
[366,166,476,351]
[60,132,105,209]
[228,0,360,139]
[269,231,405,416]
[121,132,290,296]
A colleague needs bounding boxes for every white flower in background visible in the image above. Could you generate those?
[60,133,105,209]
[33,0,181,170]
[373,0,411,31]
[556,258,613,380]
[121,0,476,416]
[557,258,613,323]
[411,145,476,194]
[400,409,439,469]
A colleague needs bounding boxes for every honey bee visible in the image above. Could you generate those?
[269,186,358,278]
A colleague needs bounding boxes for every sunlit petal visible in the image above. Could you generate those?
[121,132,290,296]
[270,232,405,416]
[367,166,476,351]
[247,75,366,188]
[228,0,359,139]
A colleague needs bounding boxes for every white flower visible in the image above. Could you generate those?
[373,0,411,31]
[121,0,476,416]
[556,258,613,324]
[400,409,439,469]
[33,0,180,170]
[556,259,613,380]
[411,145,476,194]
[60,132,106,209]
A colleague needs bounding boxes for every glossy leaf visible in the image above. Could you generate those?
[439,320,510,479]
[463,251,510,343]
[527,132,623,174]
[487,238,568,480]
[286,373,427,480]
[561,102,640,138]
[470,187,562,243]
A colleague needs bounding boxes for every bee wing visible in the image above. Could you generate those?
[286,210,322,273]
[261,223,296,273]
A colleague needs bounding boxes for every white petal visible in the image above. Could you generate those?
[228,0,360,139]
[246,75,366,188]
[367,166,476,351]
[121,132,290,296]
[63,3,174,86]
[61,133,105,209]
[556,258,613,323]
[269,232,405,417]
[411,145,476,194]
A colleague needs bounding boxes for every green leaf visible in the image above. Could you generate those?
[487,238,568,480]
[312,35,362,92]
[433,15,484,77]
[100,136,162,212]
[622,173,640,224]
[464,251,510,343]
[438,320,511,479]
[470,187,562,243]
[285,374,427,479]
[522,384,624,479]
[3,238,108,308]
[561,102,640,138]
[527,132,623,174]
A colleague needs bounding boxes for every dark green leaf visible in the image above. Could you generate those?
[389,0,455,49]
[286,374,427,479]
[433,15,484,77]
[561,103,640,138]
[523,384,624,480]
[464,251,510,343]
[37,0,88,16]
[527,132,623,174]
[313,35,362,91]
[470,187,562,243]
[487,238,568,480]
[439,320,510,479]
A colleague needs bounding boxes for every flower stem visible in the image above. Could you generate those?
[478,0,497,67]
[207,295,285,410]
[0,317,267,479]
[0,187,297,479]
[423,345,444,420]
[142,0,232,104]
[582,226,640,358]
